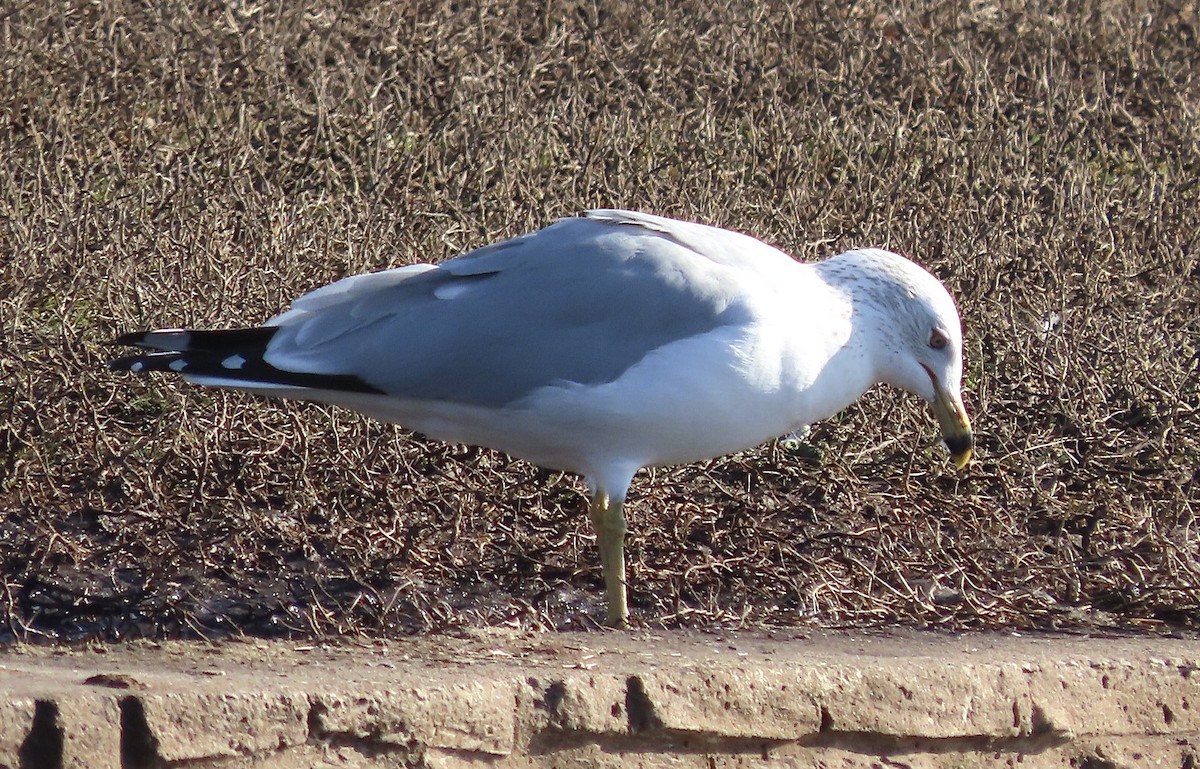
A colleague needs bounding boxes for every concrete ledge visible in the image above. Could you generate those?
[1,630,1196,767]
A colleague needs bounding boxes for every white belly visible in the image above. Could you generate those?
[346,325,810,477]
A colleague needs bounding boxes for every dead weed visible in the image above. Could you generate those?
[1,0,1197,639]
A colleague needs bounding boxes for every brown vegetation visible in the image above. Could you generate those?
[1,0,1197,640]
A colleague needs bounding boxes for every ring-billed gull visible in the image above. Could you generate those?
[111,210,974,627]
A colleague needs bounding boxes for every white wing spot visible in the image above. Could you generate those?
[130,361,145,373]
[168,359,188,372]
[433,282,471,300]
[222,354,247,370]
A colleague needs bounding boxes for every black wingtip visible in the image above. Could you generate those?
[108,354,139,371]
[107,336,385,395]
[109,351,180,373]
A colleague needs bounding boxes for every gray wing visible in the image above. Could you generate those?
[263,215,747,407]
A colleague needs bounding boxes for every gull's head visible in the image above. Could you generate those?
[824,249,974,468]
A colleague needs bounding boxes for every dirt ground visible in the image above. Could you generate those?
[1,1,1198,640]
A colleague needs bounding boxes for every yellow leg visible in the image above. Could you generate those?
[589,492,629,628]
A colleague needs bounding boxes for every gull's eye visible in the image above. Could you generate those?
[929,329,949,350]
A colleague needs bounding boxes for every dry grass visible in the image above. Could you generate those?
[1,0,1197,640]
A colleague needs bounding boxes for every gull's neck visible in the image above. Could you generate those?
[768,258,885,427]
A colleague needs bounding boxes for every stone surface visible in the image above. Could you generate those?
[0,629,1197,768]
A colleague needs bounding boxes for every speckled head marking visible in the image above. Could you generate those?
[815,248,972,466]
[816,248,963,355]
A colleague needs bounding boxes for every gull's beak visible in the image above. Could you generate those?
[930,383,974,469]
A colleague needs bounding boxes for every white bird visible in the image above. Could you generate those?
[111,210,974,627]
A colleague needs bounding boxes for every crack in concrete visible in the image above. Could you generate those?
[119,696,162,769]
[623,675,663,734]
[529,677,569,728]
[529,726,793,758]
[18,700,63,769]
[305,700,422,761]
[799,728,1074,758]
